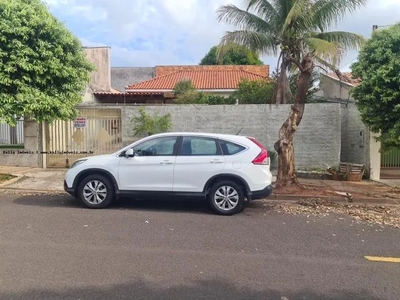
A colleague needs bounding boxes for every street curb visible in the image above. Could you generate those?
[0,186,66,195]
[0,187,398,207]
[267,193,400,206]
[0,174,26,188]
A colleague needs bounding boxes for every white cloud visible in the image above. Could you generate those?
[46,0,400,70]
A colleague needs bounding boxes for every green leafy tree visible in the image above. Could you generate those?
[0,0,93,126]
[200,44,263,65]
[173,80,206,104]
[131,108,172,136]
[173,80,235,105]
[173,80,196,96]
[351,24,400,149]
[231,79,275,104]
[217,0,366,186]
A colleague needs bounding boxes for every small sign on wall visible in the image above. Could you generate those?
[74,117,87,128]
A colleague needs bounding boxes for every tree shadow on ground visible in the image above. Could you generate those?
[0,278,387,300]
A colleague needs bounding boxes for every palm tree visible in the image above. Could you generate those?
[217,0,366,186]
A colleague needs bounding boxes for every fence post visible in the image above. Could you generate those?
[42,122,47,169]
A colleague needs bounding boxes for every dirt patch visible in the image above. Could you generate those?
[0,173,17,183]
[272,198,400,229]
[273,180,400,201]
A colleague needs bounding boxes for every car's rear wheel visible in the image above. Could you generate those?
[78,174,114,208]
[208,180,244,215]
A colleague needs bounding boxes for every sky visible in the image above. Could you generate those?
[44,0,400,73]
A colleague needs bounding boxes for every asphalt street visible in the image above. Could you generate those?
[0,193,399,300]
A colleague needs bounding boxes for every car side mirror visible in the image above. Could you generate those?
[125,148,135,157]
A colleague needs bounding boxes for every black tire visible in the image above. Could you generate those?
[208,180,244,215]
[77,174,114,209]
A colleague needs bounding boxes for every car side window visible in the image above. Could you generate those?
[219,140,246,155]
[133,136,178,156]
[181,137,220,156]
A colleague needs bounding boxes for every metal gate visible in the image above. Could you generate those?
[45,108,122,168]
[381,148,400,168]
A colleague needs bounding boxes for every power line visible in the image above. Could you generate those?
[340,57,358,69]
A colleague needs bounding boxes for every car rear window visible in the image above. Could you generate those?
[219,140,246,155]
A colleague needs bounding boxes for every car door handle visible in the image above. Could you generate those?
[160,160,173,165]
[210,159,223,164]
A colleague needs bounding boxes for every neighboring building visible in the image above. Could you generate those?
[81,47,270,105]
[319,72,361,101]
[111,67,155,92]
[125,65,269,100]
[319,72,385,181]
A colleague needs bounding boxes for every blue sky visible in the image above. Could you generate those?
[44,0,400,73]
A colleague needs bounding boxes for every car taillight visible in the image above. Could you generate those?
[247,137,269,165]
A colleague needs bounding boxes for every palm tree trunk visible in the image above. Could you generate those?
[273,58,291,104]
[274,54,314,186]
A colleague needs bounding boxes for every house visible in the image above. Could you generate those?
[80,46,270,105]
[92,65,270,105]
[319,72,400,180]
[2,45,387,176]
[124,65,269,102]
[319,72,361,102]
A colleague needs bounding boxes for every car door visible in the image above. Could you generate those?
[173,136,226,193]
[118,136,178,191]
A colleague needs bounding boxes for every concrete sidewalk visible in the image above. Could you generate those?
[0,166,399,205]
[0,166,66,192]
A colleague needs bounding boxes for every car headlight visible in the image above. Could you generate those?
[71,159,87,168]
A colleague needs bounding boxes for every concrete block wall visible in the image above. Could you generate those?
[122,103,342,170]
[0,103,369,170]
[0,119,42,167]
[340,103,370,166]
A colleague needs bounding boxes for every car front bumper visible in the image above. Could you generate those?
[64,180,75,196]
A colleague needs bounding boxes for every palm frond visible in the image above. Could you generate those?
[305,37,343,66]
[313,55,340,72]
[244,0,279,27]
[313,0,367,31]
[282,0,314,34]
[310,31,365,51]
[220,30,279,56]
[216,4,275,34]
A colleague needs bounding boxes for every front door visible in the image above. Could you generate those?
[118,136,178,191]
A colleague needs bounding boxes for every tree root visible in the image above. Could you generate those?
[273,179,305,190]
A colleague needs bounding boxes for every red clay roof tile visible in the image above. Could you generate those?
[127,70,268,91]
[328,72,362,86]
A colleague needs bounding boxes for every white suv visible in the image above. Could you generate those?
[64,132,272,215]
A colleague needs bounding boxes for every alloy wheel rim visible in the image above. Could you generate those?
[214,185,239,211]
[83,180,107,204]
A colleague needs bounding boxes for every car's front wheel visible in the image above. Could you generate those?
[208,180,244,215]
[78,174,114,208]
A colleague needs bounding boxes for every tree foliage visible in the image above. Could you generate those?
[200,44,263,65]
[351,24,400,149]
[173,80,235,105]
[287,70,323,103]
[0,0,93,125]
[217,0,366,186]
[231,79,275,104]
[131,108,172,136]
